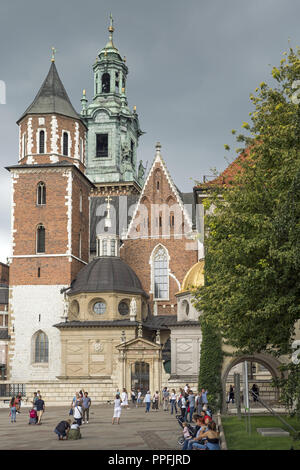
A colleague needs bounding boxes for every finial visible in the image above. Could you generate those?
[108,13,114,44]
[133,105,137,113]
[155,142,161,156]
[123,56,126,63]
[83,89,86,96]
[51,47,56,62]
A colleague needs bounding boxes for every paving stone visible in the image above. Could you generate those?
[256,427,290,437]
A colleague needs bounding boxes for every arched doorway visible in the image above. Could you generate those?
[221,354,283,413]
[131,362,149,394]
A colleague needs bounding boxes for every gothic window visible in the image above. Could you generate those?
[63,132,69,156]
[36,224,45,253]
[153,246,169,300]
[37,182,46,206]
[34,331,49,363]
[96,134,108,158]
[102,73,110,93]
[39,130,45,154]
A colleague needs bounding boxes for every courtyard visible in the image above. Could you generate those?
[0,403,181,450]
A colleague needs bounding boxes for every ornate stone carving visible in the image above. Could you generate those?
[94,340,104,353]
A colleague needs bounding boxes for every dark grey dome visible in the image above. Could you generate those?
[69,257,147,296]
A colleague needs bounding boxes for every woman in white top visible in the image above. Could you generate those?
[170,389,177,415]
[112,394,122,424]
[73,402,83,426]
[121,388,129,409]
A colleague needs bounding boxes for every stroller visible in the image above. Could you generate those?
[176,414,198,447]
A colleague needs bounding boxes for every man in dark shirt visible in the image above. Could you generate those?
[54,419,71,440]
[35,396,45,425]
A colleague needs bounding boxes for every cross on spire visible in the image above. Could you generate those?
[108,13,114,44]
[51,47,57,63]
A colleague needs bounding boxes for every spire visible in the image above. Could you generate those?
[108,13,114,45]
[51,47,56,63]
[17,61,80,123]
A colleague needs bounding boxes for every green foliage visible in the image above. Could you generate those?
[194,47,300,356]
[274,363,300,420]
[198,315,223,413]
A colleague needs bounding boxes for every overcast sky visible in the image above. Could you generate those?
[0,0,299,262]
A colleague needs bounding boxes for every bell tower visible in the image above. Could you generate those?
[82,16,146,192]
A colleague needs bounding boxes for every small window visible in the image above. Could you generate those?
[63,132,69,156]
[39,130,45,154]
[102,73,110,93]
[157,181,160,190]
[37,182,46,205]
[37,267,41,278]
[96,134,108,158]
[130,140,134,164]
[118,301,129,316]
[37,225,45,253]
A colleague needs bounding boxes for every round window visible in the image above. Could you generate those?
[93,301,106,315]
[118,301,129,316]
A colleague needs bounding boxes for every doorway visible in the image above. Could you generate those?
[131,362,149,394]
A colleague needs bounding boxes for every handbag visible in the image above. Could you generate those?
[69,408,73,416]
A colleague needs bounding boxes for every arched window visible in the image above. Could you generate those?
[37,182,46,206]
[153,246,169,300]
[36,224,45,253]
[34,331,49,363]
[63,132,69,156]
[39,130,45,154]
[102,73,110,93]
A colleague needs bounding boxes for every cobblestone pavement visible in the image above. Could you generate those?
[0,404,182,450]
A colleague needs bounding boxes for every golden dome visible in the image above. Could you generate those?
[180,260,204,293]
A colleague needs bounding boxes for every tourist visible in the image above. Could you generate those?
[191,421,220,450]
[182,421,192,443]
[181,415,205,450]
[82,392,91,424]
[73,401,83,426]
[195,391,203,414]
[121,388,129,409]
[112,394,122,424]
[9,396,17,423]
[152,391,159,411]
[36,395,45,425]
[16,392,22,413]
[131,389,136,405]
[54,419,71,440]
[37,390,41,399]
[184,384,190,394]
[28,407,37,424]
[228,385,235,403]
[136,389,142,408]
[180,393,187,420]
[170,389,177,415]
[187,390,195,423]
[162,387,169,411]
[32,392,38,410]
[201,388,208,406]
[68,421,82,439]
[144,391,151,413]
[251,384,260,402]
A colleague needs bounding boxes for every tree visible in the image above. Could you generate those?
[193,47,300,357]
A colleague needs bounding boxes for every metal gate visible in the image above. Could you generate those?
[131,362,149,394]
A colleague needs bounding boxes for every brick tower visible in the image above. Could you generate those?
[6,54,93,382]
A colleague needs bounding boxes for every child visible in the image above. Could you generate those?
[28,407,37,424]
[182,422,192,441]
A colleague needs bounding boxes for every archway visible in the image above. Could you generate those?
[221,353,283,413]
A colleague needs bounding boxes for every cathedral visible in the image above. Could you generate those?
[0,18,205,404]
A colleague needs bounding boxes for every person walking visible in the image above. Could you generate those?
[9,396,17,423]
[170,389,177,415]
[162,387,170,411]
[228,385,235,404]
[144,391,151,413]
[136,389,142,408]
[112,394,122,424]
[35,395,45,425]
[131,389,136,406]
[73,401,83,426]
[251,384,259,402]
[180,393,187,420]
[32,392,38,411]
[201,388,208,406]
[82,392,91,424]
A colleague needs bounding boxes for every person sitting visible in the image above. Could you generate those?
[54,419,71,440]
[68,421,82,440]
[191,421,220,450]
[28,407,37,424]
[182,415,206,450]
